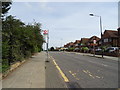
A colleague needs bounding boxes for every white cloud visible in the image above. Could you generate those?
[37,2,54,13]
[24,2,33,8]
[8,2,118,47]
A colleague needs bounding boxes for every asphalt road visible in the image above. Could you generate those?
[49,51,118,88]
[45,57,67,88]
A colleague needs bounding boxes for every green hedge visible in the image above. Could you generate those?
[2,15,44,73]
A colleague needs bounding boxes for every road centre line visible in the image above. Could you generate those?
[50,56,69,83]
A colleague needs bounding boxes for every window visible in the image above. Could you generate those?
[104,38,108,42]
[99,41,101,44]
[109,39,112,42]
[75,44,78,46]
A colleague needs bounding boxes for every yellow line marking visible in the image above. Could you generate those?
[72,73,75,76]
[89,74,95,79]
[86,70,92,74]
[69,71,72,74]
[72,74,76,77]
[69,70,80,81]
[83,69,102,79]
[72,73,76,76]
[69,71,76,76]
[83,70,95,79]
[76,78,80,80]
[96,76,100,78]
[83,70,87,73]
[52,59,69,82]
[53,59,58,66]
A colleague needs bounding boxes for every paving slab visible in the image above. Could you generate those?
[2,52,46,88]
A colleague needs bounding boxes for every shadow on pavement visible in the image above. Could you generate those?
[66,82,83,89]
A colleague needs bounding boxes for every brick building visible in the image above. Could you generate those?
[98,30,118,47]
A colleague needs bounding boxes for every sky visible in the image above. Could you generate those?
[8,2,118,48]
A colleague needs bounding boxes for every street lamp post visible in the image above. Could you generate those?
[89,13,104,58]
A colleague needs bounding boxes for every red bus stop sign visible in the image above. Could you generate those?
[43,30,48,35]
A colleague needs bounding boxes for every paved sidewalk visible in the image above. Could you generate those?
[78,53,119,61]
[66,51,119,61]
[2,52,46,88]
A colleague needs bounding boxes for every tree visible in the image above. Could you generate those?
[50,47,54,51]
[1,2,12,18]
[2,15,44,67]
[2,15,25,64]
[1,2,44,72]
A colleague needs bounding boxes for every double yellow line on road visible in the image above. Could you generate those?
[51,57,69,83]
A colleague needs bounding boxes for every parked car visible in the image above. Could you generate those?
[106,47,119,53]
[74,48,80,52]
[95,48,102,52]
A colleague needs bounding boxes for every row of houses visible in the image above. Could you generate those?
[64,29,120,51]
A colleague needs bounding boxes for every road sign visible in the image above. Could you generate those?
[93,40,96,44]
[43,30,48,35]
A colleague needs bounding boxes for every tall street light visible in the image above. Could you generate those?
[89,13,103,58]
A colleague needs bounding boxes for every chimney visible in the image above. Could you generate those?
[118,28,120,35]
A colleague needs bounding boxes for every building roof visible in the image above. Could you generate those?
[64,42,74,47]
[88,36,100,43]
[74,40,81,44]
[81,38,89,44]
[69,42,74,46]
[102,30,118,38]
[81,38,89,43]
